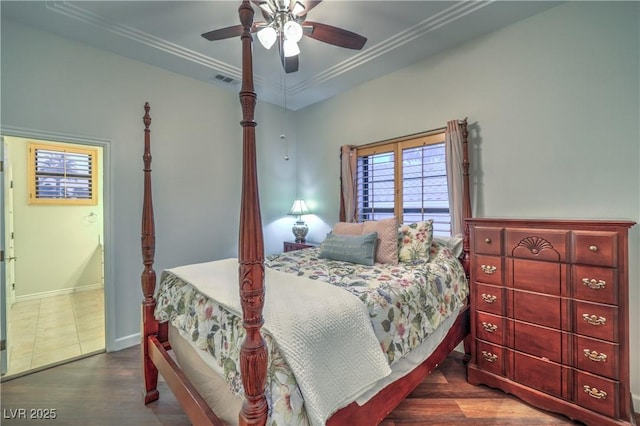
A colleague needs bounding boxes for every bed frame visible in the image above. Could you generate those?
[140,2,472,425]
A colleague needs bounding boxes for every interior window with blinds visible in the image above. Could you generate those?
[356,131,451,235]
[28,142,98,205]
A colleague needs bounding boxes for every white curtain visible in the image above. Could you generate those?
[445,120,464,236]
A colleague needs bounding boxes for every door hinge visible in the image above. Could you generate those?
[0,340,5,351]
[10,232,14,240]
[10,180,13,189]
[0,161,3,172]
[0,251,3,262]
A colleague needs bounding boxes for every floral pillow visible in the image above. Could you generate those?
[398,220,434,263]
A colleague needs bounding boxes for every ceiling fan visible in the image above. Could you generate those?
[201,0,367,73]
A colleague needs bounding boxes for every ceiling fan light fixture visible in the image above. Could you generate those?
[283,20,303,43]
[283,39,300,57]
[257,26,277,49]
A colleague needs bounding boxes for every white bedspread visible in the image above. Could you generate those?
[167,258,391,426]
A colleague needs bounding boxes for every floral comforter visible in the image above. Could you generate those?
[265,241,469,365]
[154,240,468,425]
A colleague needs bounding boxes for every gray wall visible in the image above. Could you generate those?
[294,1,640,405]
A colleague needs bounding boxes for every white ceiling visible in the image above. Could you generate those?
[1,1,561,110]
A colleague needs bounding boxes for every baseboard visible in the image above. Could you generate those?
[112,333,140,352]
[15,283,103,303]
[632,392,639,415]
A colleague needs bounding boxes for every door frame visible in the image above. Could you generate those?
[0,125,115,352]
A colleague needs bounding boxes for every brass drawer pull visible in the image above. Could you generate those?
[481,293,497,304]
[589,245,598,252]
[583,349,608,363]
[481,322,498,333]
[481,351,498,363]
[583,385,608,400]
[485,238,492,244]
[582,313,607,326]
[582,278,606,290]
[481,265,497,274]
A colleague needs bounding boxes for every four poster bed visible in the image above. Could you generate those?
[140,2,473,425]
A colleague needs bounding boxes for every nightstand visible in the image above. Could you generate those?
[283,241,320,252]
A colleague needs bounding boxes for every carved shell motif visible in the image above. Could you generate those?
[516,236,553,255]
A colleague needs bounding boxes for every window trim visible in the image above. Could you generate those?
[28,142,99,206]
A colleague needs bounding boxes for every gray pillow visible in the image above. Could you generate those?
[318,232,378,266]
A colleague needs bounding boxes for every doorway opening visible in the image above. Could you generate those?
[1,136,106,379]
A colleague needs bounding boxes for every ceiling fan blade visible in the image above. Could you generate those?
[251,0,274,21]
[278,37,299,73]
[201,25,244,41]
[284,54,299,74]
[201,23,264,41]
[294,0,323,17]
[303,21,367,50]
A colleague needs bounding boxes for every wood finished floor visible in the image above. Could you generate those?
[2,345,636,425]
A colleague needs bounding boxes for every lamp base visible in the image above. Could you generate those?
[292,220,309,243]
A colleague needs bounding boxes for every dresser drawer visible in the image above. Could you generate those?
[513,321,561,363]
[514,351,562,399]
[576,335,619,380]
[511,258,564,296]
[476,312,504,345]
[576,370,619,419]
[475,283,504,315]
[474,226,503,255]
[506,228,569,262]
[473,255,503,285]
[573,231,617,267]
[573,265,617,305]
[476,341,504,377]
[513,290,561,329]
[575,301,618,342]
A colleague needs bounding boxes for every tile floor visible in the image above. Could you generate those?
[4,289,105,377]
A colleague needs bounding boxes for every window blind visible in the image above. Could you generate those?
[356,150,395,222]
[29,143,98,205]
[354,131,450,235]
[402,143,451,235]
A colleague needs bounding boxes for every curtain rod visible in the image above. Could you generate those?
[354,118,466,150]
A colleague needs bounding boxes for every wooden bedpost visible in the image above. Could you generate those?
[460,118,473,362]
[141,102,160,404]
[237,1,268,425]
[460,118,471,276]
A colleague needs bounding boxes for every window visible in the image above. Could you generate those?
[356,132,451,235]
[28,142,98,205]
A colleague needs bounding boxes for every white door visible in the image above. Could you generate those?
[6,163,16,307]
[1,137,7,375]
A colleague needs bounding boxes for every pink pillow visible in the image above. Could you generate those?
[332,222,364,236]
[362,217,398,264]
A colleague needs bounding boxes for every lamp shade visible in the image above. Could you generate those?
[288,199,310,216]
[257,26,277,49]
[283,39,300,57]
[283,20,303,43]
